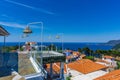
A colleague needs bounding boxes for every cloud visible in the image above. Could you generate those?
[4,0,54,15]
[0,21,25,28]
[1,14,14,19]
[0,21,46,29]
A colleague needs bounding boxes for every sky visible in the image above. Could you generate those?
[0,0,120,42]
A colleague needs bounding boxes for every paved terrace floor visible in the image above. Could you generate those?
[18,54,36,76]
[0,75,25,80]
[32,51,64,57]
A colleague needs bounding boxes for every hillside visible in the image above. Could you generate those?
[112,43,120,50]
[106,40,120,46]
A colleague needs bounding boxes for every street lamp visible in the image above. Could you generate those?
[48,35,53,51]
[19,34,29,51]
[23,22,43,65]
[56,33,64,53]
[56,33,64,79]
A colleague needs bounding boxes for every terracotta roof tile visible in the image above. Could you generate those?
[80,54,86,58]
[72,51,80,56]
[46,59,107,74]
[68,59,107,74]
[94,70,120,80]
[97,59,110,64]
[104,55,113,59]
[46,63,67,74]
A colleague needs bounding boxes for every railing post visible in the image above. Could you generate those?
[60,62,64,80]
[50,63,53,78]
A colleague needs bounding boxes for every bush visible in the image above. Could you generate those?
[85,56,94,61]
[66,76,71,80]
[117,61,120,69]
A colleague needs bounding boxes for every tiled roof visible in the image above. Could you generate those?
[46,59,107,74]
[97,59,110,64]
[94,70,120,80]
[46,63,67,74]
[73,51,80,56]
[65,50,73,52]
[104,55,113,59]
[66,56,71,60]
[80,54,86,58]
[68,59,107,74]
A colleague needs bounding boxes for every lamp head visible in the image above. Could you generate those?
[23,26,32,34]
[56,35,60,39]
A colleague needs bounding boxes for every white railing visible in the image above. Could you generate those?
[24,72,44,80]
[35,58,47,79]
[29,53,47,79]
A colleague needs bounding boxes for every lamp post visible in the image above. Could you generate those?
[19,34,28,51]
[56,33,64,53]
[48,35,53,51]
[56,33,64,79]
[23,22,43,65]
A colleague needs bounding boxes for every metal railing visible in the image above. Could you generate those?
[35,58,47,79]
[30,51,47,79]
[24,72,44,80]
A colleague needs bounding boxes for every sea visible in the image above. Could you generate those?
[0,42,113,51]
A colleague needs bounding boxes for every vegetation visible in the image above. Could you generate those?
[1,45,18,52]
[85,56,94,61]
[113,43,120,50]
[78,48,82,53]
[66,76,71,80]
[48,44,57,51]
[106,40,120,46]
[77,47,120,59]
[75,40,120,59]
[47,44,64,53]
[117,61,120,69]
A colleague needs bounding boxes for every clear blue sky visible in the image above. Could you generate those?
[0,0,120,42]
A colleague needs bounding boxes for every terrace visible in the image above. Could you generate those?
[28,50,66,79]
[0,25,66,80]
[0,75,25,80]
[18,54,36,76]
[32,51,66,64]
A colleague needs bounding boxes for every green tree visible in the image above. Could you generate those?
[48,44,56,51]
[66,77,71,80]
[117,61,120,69]
[85,56,94,60]
[78,48,82,53]
[82,47,91,53]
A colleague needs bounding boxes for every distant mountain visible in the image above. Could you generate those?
[112,43,120,50]
[105,40,120,46]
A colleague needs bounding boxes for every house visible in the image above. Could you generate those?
[46,59,108,80]
[96,55,117,72]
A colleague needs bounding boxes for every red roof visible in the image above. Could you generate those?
[46,59,107,74]
[72,51,80,56]
[104,55,113,59]
[68,59,107,74]
[46,63,67,74]
[94,70,120,80]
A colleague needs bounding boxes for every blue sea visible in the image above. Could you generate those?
[0,42,113,51]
